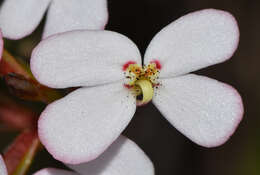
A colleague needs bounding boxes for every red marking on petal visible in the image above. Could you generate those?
[122,61,136,71]
[150,60,162,70]
[152,83,161,88]
[124,84,133,89]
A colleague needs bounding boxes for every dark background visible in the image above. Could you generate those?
[1,0,260,174]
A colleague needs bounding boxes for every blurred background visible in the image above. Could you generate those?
[0,0,259,174]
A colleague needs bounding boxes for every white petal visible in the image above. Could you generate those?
[153,74,243,147]
[33,168,78,175]
[38,82,136,164]
[0,0,51,39]
[67,136,154,175]
[144,9,239,78]
[0,155,7,175]
[43,0,108,38]
[31,30,141,88]
[0,31,3,59]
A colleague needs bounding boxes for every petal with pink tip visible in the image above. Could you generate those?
[153,74,243,147]
[0,155,7,175]
[31,30,141,88]
[67,135,154,175]
[0,0,51,40]
[144,9,239,78]
[33,168,78,175]
[43,0,108,38]
[38,82,136,164]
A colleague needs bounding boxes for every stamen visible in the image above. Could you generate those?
[135,79,154,105]
[123,61,160,105]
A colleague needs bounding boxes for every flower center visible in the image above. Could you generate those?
[123,61,161,105]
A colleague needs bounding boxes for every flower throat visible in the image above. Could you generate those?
[123,61,161,105]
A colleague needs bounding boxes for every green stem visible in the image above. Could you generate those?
[4,130,41,175]
[12,139,40,175]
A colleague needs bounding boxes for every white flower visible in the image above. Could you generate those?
[33,136,154,175]
[0,136,154,175]
[31,9,244,164]
[0,0,108,39]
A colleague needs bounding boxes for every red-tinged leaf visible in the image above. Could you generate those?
[0,92,37,131]
[3,129,40,175]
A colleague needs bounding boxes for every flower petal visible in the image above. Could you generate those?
[31,30,141,88]
[43,0,108,38]
[153,74,243,147]
[0,0,51,40]
[38,82,136,164]
[34,168,78,175]
[0,31,3,59]
[0,155,8,175]
[67,135,154,175]
[0,155,7,175]
[144,9,239,78]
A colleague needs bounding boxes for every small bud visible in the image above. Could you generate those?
[4,73,39,101]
